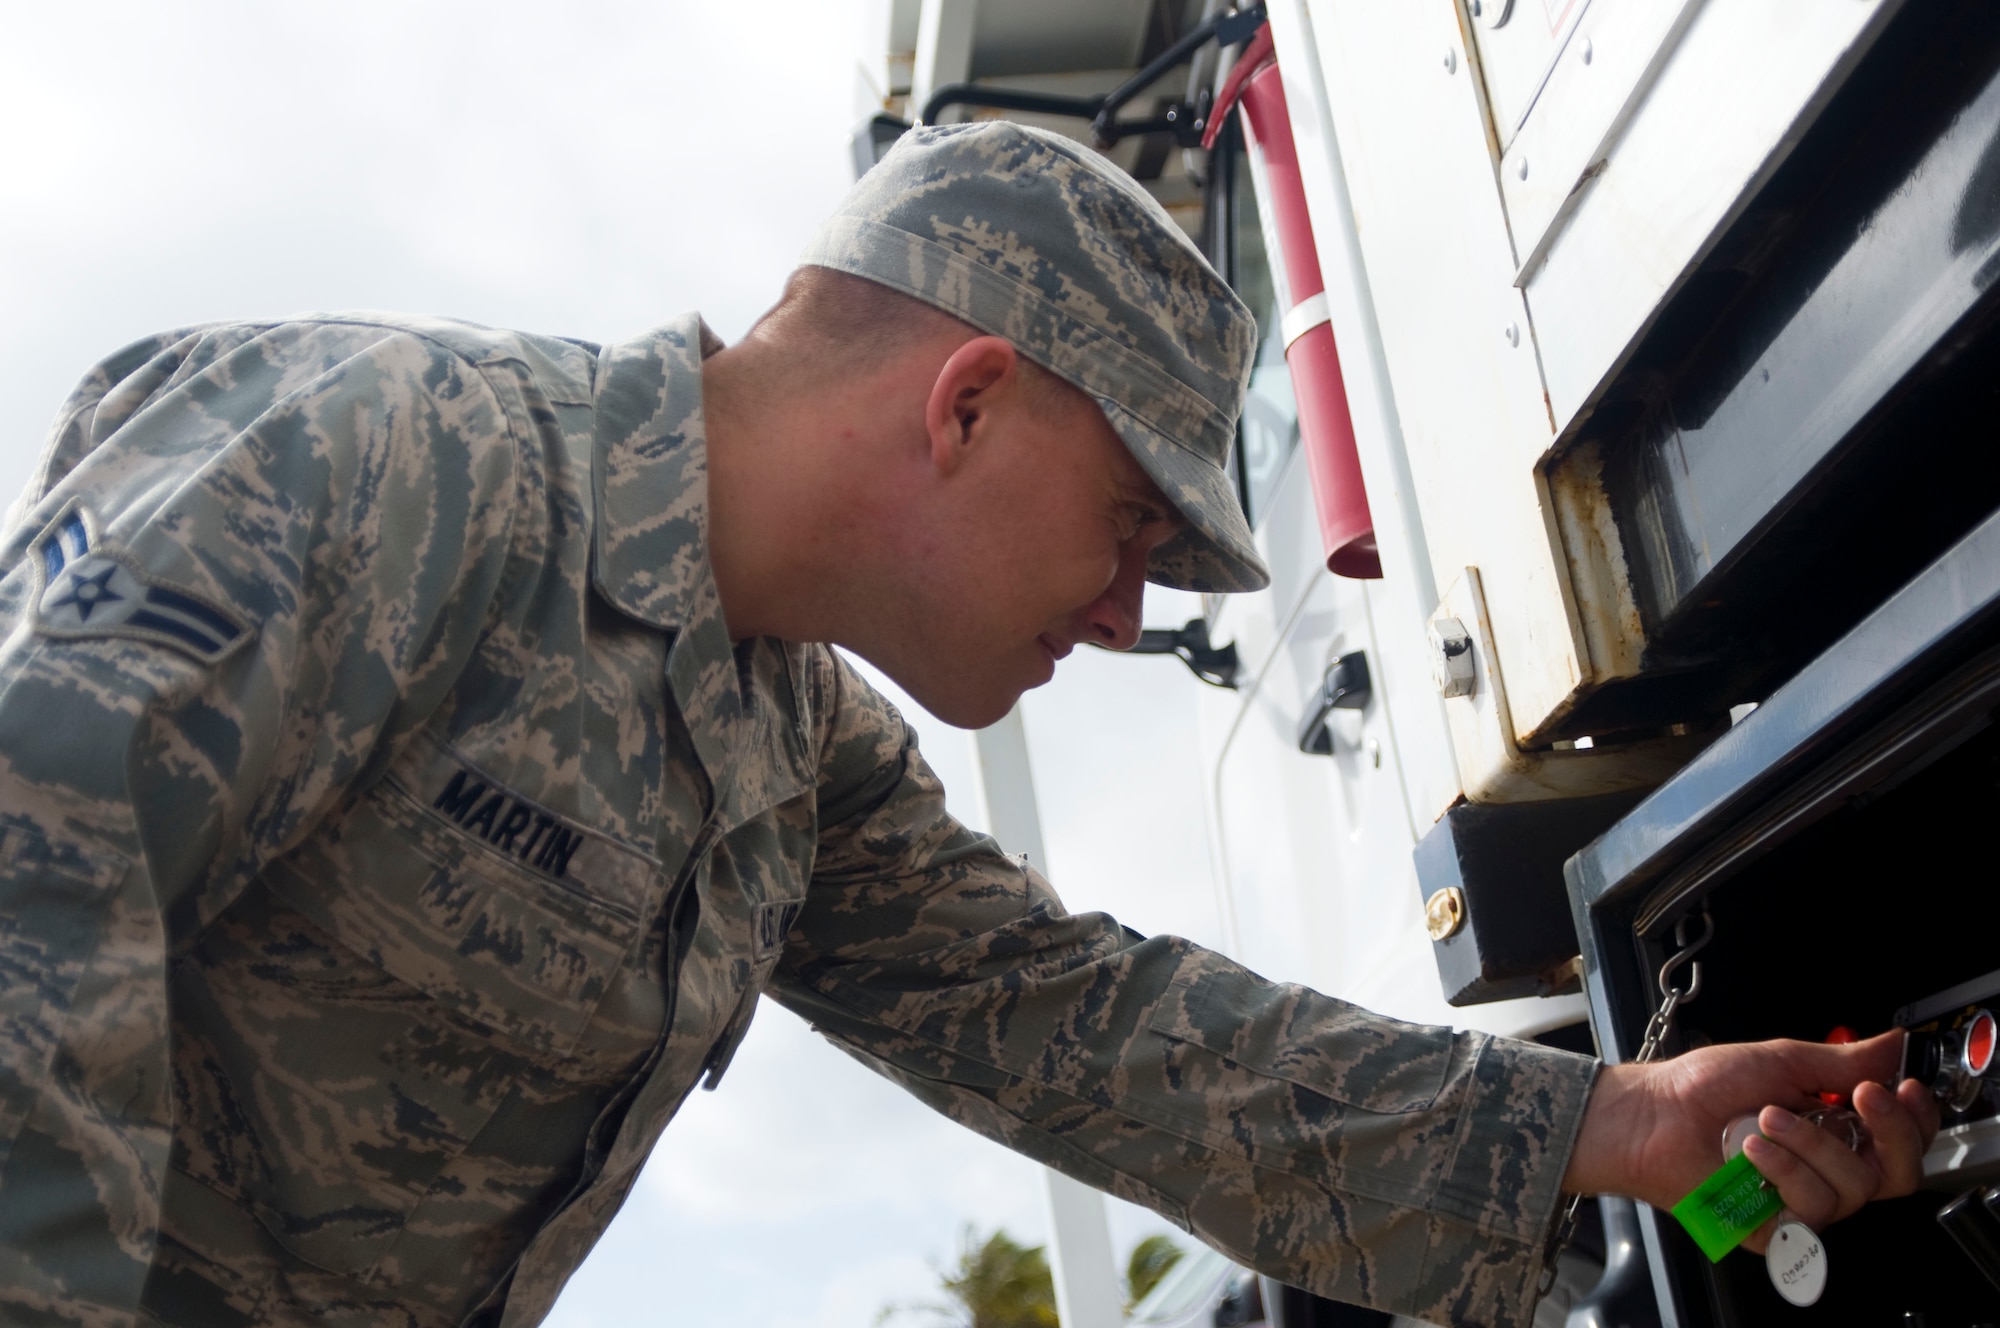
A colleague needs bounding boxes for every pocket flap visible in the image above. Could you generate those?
[1147,959,1452,1116]
[265,779,644,1060]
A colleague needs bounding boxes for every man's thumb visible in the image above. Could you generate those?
[1808,1029,1904,1092]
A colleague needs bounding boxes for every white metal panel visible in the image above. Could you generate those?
[890,0,923,50]
[1295,0,1589,761]
[1198,459,1363,973]
[1206,445,1326,707]
[855,0,920,118]
[1205,549,1584,1036]
[1499,0,1706,279]
[912,0,979,123]
[1463,0,1589,151]
[1262,0,1461,826]
[1524,0,1902,428]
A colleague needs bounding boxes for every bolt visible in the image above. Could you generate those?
[1580,36,1593,64]
[1430,616,1476,698]
[1443,47,1457,74]
[1368,739,1382,769]
[1469,0,1483,15]
[1425,887,1467,942]
[1502,321,1520,347]
[1517,156,1529,181]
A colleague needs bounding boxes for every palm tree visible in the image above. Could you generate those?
[880,1225,1188,1327]
[1124,1233,1184,1310]
[879,1226,1059,1328]
[943,1228,1062,1328]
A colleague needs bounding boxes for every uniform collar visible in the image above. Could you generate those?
[589,314,811,820]
[590,311,726,632]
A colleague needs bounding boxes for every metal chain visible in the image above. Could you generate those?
[1538,907,1715,1297]
[1635,909,1714,1065]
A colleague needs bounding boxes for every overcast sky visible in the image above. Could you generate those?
[0,5,1227,1324]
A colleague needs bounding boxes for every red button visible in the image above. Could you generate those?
[1965,1011,1996,1079]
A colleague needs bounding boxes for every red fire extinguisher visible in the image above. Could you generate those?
[1206,26,1379,579]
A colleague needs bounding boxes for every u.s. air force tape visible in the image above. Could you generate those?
[30,504,249,664]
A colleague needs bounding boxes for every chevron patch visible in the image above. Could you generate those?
[32,507,249,664]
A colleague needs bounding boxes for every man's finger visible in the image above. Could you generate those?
[1855,1080,1927,1196]
[1789,1030,1905,1098]
[1762,1106,1882,1217]
[1896,1075,1943,1140]
[1742,1133,1841,1229]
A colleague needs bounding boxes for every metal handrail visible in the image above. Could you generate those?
[915,4,1265,148]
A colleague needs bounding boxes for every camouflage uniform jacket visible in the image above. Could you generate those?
[0,313,1598,1328]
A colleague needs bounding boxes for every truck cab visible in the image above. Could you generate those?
[859,2,2000,1323]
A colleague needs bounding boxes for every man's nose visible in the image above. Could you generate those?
[1079,549,1147,650]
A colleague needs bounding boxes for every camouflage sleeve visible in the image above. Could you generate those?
[769,650,1600,1328]
[0,324,521,1323]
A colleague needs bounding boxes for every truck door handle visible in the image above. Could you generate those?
[1296,651,1371,754]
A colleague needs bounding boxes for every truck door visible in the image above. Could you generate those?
[1195,115,1585,1039]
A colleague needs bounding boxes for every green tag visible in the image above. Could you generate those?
[1671,1151,1785,1261]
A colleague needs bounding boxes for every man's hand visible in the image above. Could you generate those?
[1561,1032,1941,1253]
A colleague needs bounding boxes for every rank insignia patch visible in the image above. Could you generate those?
[32,507,249,664]
[752,899,804,961]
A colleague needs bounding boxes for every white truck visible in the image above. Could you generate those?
[858,1,2000,1324]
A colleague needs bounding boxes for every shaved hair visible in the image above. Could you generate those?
[754,266,1075,409]
[760,267,970,366]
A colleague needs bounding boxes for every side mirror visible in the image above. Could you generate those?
[1093,616,1240,688]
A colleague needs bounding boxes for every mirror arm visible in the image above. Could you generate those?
[1092,617,1240,689]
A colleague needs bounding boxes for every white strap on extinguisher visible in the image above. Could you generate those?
[1280,291,1331,350]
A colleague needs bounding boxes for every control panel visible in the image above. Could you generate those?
[1900,971,2000,1186]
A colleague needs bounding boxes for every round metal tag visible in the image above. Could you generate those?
[1766,1221,1827,1307]
[1720,1113,1761,1160]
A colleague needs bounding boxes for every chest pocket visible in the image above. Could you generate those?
[264,733,655,1060]
[172,732,662,1278]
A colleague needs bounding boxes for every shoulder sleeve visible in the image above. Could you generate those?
[0,322,522,1320]
[770,649,1599,1328]
[2,325,218,541]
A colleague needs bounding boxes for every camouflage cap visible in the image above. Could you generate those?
[799,120,1270,594]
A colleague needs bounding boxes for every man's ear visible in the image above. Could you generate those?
[924,336,1019,477]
